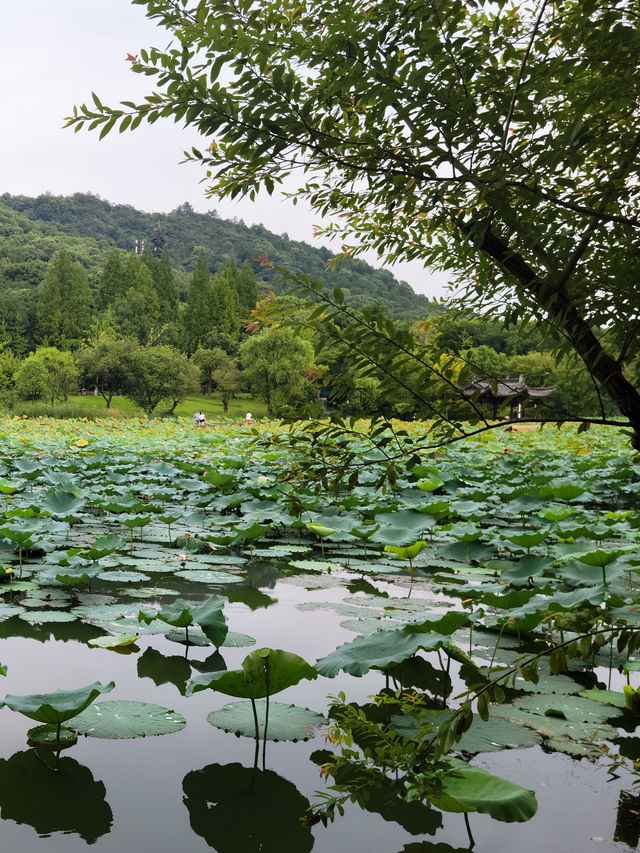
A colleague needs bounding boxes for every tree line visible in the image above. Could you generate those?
[0,234,603,421]
[67,0,640,447]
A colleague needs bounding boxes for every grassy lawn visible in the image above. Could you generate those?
[61,392,269,421]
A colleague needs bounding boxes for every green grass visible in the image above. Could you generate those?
[59,392,269,421]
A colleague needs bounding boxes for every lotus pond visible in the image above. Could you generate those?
[1,416,640,852]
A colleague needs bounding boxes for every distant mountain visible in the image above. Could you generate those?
[0,192,442,319]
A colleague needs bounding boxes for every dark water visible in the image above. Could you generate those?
[0,573,636,853]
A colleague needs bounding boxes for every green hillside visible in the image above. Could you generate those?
[0,192,441,321]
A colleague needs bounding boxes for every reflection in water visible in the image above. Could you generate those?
[244,561,280,589]
[310,750,442,837]
[0,614,106,644]
[221,584,277,610]
[137,647,192,695]
[615,789,640,848]
[138,646,226,695]
[0,749,112,843]
[183,762,313,853]
[398,843,472,853]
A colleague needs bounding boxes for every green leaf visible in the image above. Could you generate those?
[432,759,537,822]
[187,647,317,698]
[0,680,115,724]
[88,633,139,649]
[208,700,325,741]
[384,540,428,561]
[139,594,228,647]
[316,626,450,677]
[72,700,186,738]
[306,522,337,539]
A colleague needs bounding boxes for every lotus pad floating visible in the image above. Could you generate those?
[72,700,186,738]
[0,581,39,592]
[454,717,542,754]
[125,586,176,599]
[513,693,624,724]
[493,706,619,745]
[288,559,343,572]
[104,619,167,636]
[97,571,151,583]
[208,701,325,741]
[27,723,78,749]
[71,604,147,622]
[165,626,211,646]
[0,604,25,621]
[88,634,139,649]
[18,610,77,624]
[196,554,247,566]
[222,632,256,648]
[174,570,244,584]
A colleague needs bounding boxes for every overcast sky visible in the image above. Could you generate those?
[1,1,449,299]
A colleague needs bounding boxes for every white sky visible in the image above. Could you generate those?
[1,0,449,299]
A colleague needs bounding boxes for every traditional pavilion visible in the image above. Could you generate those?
[460,375,555,419]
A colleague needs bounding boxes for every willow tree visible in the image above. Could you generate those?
[68,0,640,443]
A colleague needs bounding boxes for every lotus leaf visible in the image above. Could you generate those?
[165,626,211,646]
[306,522,337,539]
[18,610,78,624]
[84,534,125,559]
[222,631,256,647]
[187,648,317,698]
[493,705,618,747]
[72,700,186,738]
[207,700,325,741]
[41,487,84,517]
[417,477,445,492]
[139,594,228,647]
[432,759,537,822]
[174,570,243,584]
[316,626,450,678]
[97,570,150,583]
[0,680,114,724]
[88,633,139,649]
[384,541,428,562]
[27,723,78,749]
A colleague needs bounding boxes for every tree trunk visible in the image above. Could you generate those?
[476,226,640,447]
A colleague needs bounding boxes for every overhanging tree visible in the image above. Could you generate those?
[68,0,640,443]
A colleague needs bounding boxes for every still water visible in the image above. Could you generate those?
[0,570,636,853]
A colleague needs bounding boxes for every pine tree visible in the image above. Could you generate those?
[183,251,214,353]
[36,250,90,348]
[237,260,259,315]
[152,247,178,322]
[211,261,240,338]
[97,251,127,310]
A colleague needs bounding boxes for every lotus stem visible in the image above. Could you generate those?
[464,812,475,848]
[263,659,270,770]
[250,697,260,742]
[609,637,614,690]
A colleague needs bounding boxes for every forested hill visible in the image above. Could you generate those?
[0,192,440,319]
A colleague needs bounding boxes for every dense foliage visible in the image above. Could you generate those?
[0,418,639,848]
[69,0,640,444]
[0,193,436,322]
